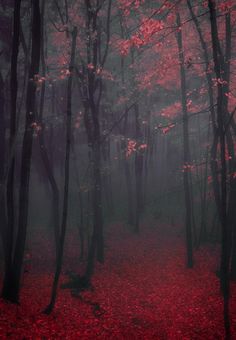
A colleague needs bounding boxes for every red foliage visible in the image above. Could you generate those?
[0,224,236,339]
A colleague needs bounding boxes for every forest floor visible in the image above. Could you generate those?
[0,221,236,339]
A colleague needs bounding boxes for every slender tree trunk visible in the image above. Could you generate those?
[121,84,134,227]
[2,0,41,303]
[124,157,134,226]
[208,1,231,338]
[80,0,111,282]
[37,0,60,255]
[143,108,151,207]
[2,0,21,300]
[176,12,193,268]
[92,131,104,263]
[44,27,77,314]
[0,72,7,273]
[187,0,221,238]
[101,117,113,214]
[222,11,236,283]
[134,103,143,233]
[84,138,104,278]
[231,224,236,280]
[198,131,210,245]
[72,143,85,260]
[118,18,135,226]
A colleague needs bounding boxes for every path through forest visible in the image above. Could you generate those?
[0,222,236,339]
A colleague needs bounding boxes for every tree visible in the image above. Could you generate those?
[2,0,41,303]
[2,0,21,301]
[80,0,112,281]
[175,10,193,268]
[44,25,77,314]
[37,0,60,256]
[208,0,231,337]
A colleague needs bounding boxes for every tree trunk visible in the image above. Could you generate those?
[187,0,221,240]
[208,1,231,338]
[3,0,21,301]
[44,27,77,314]
[92,130,104,263]
[134,103,143,233]
[2,0,40,303]
[124,158,134,226]
[176,12,193,268]
[37,0,60,256]
[72,143,85,260]
[0,72,7,278]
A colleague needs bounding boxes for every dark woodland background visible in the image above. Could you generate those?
[0,0,236,338]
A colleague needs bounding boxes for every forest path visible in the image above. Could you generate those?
[0,222,236,339]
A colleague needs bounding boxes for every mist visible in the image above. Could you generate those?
[0,0,236,338]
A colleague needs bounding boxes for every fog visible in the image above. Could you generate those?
[0,0,235,338]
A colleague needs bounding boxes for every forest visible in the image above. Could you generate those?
[0,0,236,338]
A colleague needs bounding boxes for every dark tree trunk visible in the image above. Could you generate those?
[82,0,111,279]
[85,139,104,278]
[72,143,85,260]
[231,225,236,280]
[134,103,143,233]
[68,0,112,286]
[208,1,231,338]
[38,131,60,254]
[90,111,104,265]
[143,108,151,207]
[198,139,210,245]
[124,157,134,226]
[222,11,236,283]
[187,0,221,244]
[2,0,40,303]
[122,90,134,227]
[2,0,21,300]
[37,0,60,255]
[0,72,7,270]
[119,16,135,227]
[176,12,193,268]
[44,27,77,314]
[101,116,113,214]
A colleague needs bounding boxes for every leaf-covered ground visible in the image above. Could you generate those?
[0,222,236,339]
